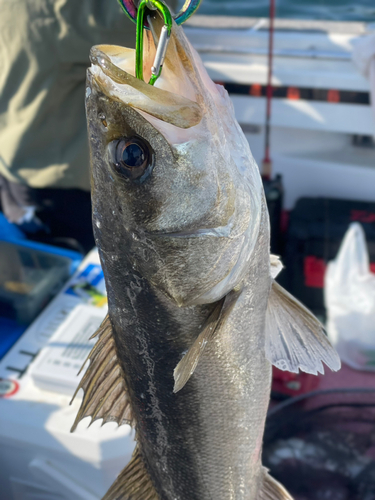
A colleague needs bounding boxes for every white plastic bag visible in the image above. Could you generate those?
[325,222,375,371]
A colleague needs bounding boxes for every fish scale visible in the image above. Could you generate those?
[190,201,271,499]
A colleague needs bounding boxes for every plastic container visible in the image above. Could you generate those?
[0,240,81,325]
[0,213,26,240]
[31,305,105,395]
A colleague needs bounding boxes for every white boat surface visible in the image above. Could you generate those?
[185,16,375,209]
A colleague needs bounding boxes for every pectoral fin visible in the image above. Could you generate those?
[260,468,293,500]
[173,288,241,393]
[265,281,341,375]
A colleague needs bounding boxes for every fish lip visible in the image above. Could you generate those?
[88,46,203,129]
[89,46,133,86]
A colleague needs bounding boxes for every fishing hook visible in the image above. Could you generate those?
[118,0,202,27]
[135,0,172,85]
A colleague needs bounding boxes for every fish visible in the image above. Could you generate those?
[71,12,341,500]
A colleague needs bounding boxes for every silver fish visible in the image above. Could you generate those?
[72,15,341,500]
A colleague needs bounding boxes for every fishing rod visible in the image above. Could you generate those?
[261,0,283,255]
[262,0,275,180]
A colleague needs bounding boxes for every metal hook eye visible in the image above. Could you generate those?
[135,0,172,85]
[118,0,202,28]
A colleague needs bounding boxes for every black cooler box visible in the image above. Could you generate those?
[281,197,375,318]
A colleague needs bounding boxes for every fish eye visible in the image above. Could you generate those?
[109,136,154,183]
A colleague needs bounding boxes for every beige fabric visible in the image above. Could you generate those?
[0,0,177,190]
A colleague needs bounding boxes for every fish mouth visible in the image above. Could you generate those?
[88,43,202,129]
[154,228,230,238]
[147,218,236,239]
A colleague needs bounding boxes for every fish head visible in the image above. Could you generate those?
[86,17,264,307]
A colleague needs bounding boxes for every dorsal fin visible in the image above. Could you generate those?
[173,288,241,393]
[103,446,159,500]
[70,314,133,432]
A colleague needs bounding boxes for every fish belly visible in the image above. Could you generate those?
[190,219,272,499]
[130,202,272,500]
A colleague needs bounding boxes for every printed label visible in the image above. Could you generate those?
[0,379,20,398]
[65,264,107,307]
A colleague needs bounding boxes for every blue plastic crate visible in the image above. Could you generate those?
[0,213,26,241]
[0,214,82,275]
[0,213,83,355]
[0,317,26,361]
